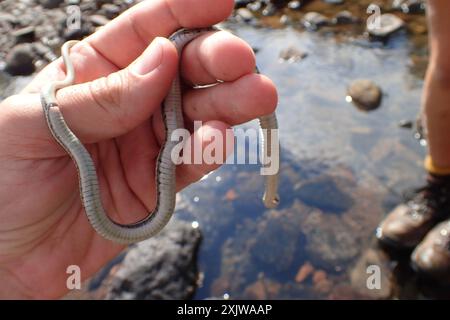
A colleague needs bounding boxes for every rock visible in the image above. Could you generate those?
[12,26,35,44]
[393,0,426,14]
[63,25,92,41]
[235,0,254,9]
[302,12,329,30]
[243,276,281,300]
[280,47,308,63]
[101,3,121,20]
[287,0,302,10]
[332,10,357,25]
[398,120,413,129]
[295,262,314,283]
[4,44,35,76]
[33,42,57,61]
[367,13,405,38]
[38,0,64,9]
[323,0,344,4]
[89,14,111,26]
[105,219,202,300]
[296,175,354,213]
[235,8,254,22]
[0,12,18,26]
[247,1,262,11]
[262,3,277,16]
[279,47,308,63]
[347,79,382,111]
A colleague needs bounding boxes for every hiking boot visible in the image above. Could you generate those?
[411,220,450,279]
[376,174,450,249]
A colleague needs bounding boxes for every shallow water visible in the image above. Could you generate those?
[175,22,449,299]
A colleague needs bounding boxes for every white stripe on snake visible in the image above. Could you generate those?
[40,26,280,244]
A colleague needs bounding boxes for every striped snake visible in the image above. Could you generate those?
[40,26,280,244]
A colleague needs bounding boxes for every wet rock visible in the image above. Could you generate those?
[398,120,413,129]
[236,8,255,23]
[287,0,302,10]
[235,0,254,9]
[280,14,293,26]
[250,212,303,272]
[347,79,382,111]
[332,10,358,25]
[295,262,314,283]
[323,0,344,4]
[105,219,202,300]
[296,175,354,213]
[367,13,405,38]
[312,270,332,294]
[302,12,329,30]
[243,276,281,299]
[12,26,35,44]
[89,15,111,27]
[4,43,35,76]
[393,0,426,14]
[247,1,262,12]
[100,4,121,20]
[279,47,308,63]
[262,3,277,16]
[38,0,64,9]
[302,208,361,268]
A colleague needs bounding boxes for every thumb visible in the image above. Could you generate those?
[54,37,178,143]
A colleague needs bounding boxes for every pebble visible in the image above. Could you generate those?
[101,3,121,20]
[287,0,302,10]
[89,14,111,26]
[347,79,382,111]
[332,10,357,25]
[295,262,314,283]
[323,0,344,4]
[38,0,64,9]
[302,12,329,30]
[12,26,35,44]
[279,47,308,63]
[393,0,426,14]
[236,8,254,23]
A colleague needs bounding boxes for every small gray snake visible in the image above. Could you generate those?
[40,26,280,244]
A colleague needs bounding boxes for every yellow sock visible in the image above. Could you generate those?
[424,155,450,176]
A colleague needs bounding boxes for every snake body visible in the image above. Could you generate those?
[40,27,280,244]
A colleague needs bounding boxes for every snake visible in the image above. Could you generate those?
[40,26,280,244]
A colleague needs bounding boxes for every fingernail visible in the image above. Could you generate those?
[131,37,164,76]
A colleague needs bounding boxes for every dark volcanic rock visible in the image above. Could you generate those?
[38,0,64,9]
[4,44,35,76]
[106,219,202,300]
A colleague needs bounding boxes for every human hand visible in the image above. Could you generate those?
[0,0,277,299]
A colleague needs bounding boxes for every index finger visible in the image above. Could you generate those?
[87,0,234,69]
